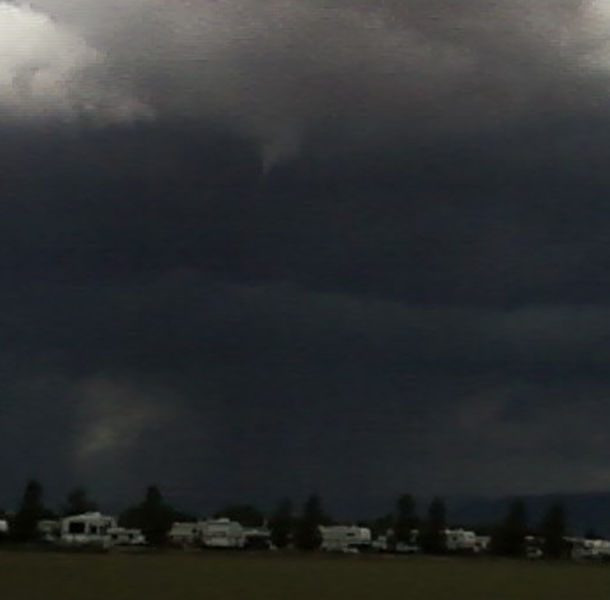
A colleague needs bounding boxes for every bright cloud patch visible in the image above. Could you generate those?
[0,2,150,122]
[72,377,170,463]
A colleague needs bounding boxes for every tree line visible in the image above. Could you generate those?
[0,480,572,557]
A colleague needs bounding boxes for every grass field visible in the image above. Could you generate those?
[1,550,609,600]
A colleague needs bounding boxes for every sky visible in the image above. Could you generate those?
[2,0,610,518]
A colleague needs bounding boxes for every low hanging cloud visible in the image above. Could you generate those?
[12,0,610,168]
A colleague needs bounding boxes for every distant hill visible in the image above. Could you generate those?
[448,492,610,537]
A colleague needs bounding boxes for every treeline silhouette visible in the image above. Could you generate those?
[0,480,572,557]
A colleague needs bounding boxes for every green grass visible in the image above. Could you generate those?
[0,550,609,600]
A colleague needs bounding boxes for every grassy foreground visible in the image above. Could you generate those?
[0,550,609,600]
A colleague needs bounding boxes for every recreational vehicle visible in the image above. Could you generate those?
[243,526,272,550]
[37,519,61,543]
[371,529,419,553]
[60,512,117,548]
[168,521,202,547]
[200,518,245,549]
[525,535,544,558]
[474,535,491,554]
[444,529,477,553]
[107,526,146,546]
[319,525,372,553]
[567,537,610,560]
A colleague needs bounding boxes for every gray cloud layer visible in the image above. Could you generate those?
[2,273,610,510]
[6,0,610,163]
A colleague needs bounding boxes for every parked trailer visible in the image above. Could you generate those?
[243,527,272,550]
[444,529,477,553]
[319,525,372,553]
[525,535,544,559]
[371,529,419,553]
[567,537,610,560]
[37,519,61,543]
[60,512,117,548]
[168,520,271,550]
[200,518,245,549]
[168,521,202,547]
[107,527,146,546]
[474,535,491,554]
[395,529,420,554]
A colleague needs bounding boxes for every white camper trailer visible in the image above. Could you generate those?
[568,537,610,560]
[168,521,202,547]
[395,529,420,554]
[372,529,419,553]
[243,527,272,550]
[200,518,245,549]
[0,519,8,538]
[37,519,61,543]
[444,529,477,552]
[319,525,372,553]
[525,535,544,558]
[474,535,491,554]
[60,512,117,548]
[107,527,146,546]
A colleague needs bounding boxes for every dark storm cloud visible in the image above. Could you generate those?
[3,271,610,510]
[3,0,610,514]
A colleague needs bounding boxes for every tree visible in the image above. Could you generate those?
[295,494,328,551]
[269,498,293,549]
[62,487,98,516]
[491,499,528,557]
[420,497,446,554]
[394,494,418,546]
[119,485,174,546]
[585,528,600,540]
[12,479,46,542]
[540,502,567,559]
[371,513,394,539]
[214,504,264,527]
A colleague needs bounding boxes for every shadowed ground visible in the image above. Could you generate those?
[0,550,608,600]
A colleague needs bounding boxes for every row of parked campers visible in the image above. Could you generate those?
[168,521,493,554]
[372,529,491,554]
[168,521,371,553]
[169,519,272,549]
[319,526,489,554]
[37,512,146,549]
[565,537,610,560]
